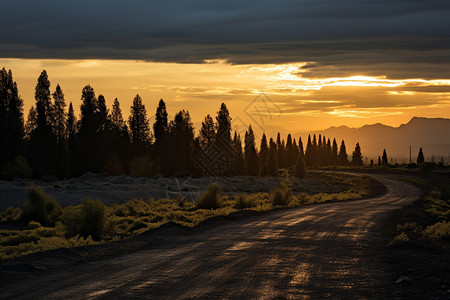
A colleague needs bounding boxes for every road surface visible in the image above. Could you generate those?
[2,175,421,299]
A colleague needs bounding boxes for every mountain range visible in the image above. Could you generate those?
[300,117,450,163]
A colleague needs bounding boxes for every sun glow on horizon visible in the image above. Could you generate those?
[1,58,450,135]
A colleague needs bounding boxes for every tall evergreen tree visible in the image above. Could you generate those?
[167,110,195,174]
[417,147,425,164]
[0,68,25,171]
[304,134,314,166]
[378,156,382,165]
[97,94,108,128]
[215,103,232,145]
[298,137,304,155]
[381,149,388,165]
[153,99,168,148]
[259,133,269,176]
[331,138,338,165]
[111,98,124,129]
[338,140,348,165]
[25,106,37,139]
[52,84,66,143]
[35,70,52,129]
[244,125,259,176]
[128,94,151,146]
[267,138,278,176]
[29,70,58,177]
[66,102,77,139]
[276,132,286,168]
[231,131,245,175]
[352,142,363,166]
[199,114,216,147]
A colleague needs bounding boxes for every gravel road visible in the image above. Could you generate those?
[1,175,421,299]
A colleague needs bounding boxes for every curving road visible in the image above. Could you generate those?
[2,175,421,299]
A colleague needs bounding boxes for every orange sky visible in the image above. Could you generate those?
[3,58,450,140]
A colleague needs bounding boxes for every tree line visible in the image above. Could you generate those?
[1,68,370,180]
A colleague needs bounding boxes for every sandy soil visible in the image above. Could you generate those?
[0,173,346,209]
[2,175,434,299]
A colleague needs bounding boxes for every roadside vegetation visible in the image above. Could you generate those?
[389,178,450,246]
[0,172,375,260]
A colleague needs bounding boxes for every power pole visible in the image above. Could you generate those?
[409,145,412,164]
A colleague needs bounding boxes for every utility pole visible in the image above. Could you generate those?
[409,145,412,164]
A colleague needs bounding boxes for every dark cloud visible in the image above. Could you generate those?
[1,0,449,78]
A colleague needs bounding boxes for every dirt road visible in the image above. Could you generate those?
[2,176,421,299]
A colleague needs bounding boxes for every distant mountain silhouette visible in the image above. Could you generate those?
[301,117,450,162]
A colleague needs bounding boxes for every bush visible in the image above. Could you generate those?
[1,155,32,180]
[21,186,62,226]
[270,186,292,207]
[422,221,450,240]
[1,206,22,222]
[234,194,256,209]
[270,174,292,207]
[388,232,409,246]
[196,183,221,209]
[62,198,105,240]
[129,155,157,178]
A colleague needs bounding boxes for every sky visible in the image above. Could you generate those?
[1,0,450,138]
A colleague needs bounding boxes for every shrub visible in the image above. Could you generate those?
[234,194,256,209]
[62,198,105,240]
[271,174,292,207]
[422,221,450,240]
[388,232,409,246]
[196,183,221,209]
[21,186,62,226]
[129,155,157,178]
[270,186,292,207]
[1,155,32,180]
[1,207,22,222]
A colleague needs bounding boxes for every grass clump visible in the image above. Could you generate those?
[388,232,409,246]
[422,221,450,240]
[21,186,62,226]
[196,183,222,209]
[270,174,292,207]
[62,197,105,240]
[234,194,257,209]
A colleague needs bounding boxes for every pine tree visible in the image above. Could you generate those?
[276,133,286,168]
[66,102,77,139]
[352,142,363,166]
[153,99,168,148]
[294,152,307,178]
[298,137,304,155]
[35,70,52,129]
[331,138,338,165]
[167,110,195,174]
[111,98,124,129]
[0,68,25,171]
[267,138,278,176]
[286,133,297,167]
[231,131,245,175]
[381,149,388,165]
[97,94,108,128]
[52,84,66,143]
[199,114,216,147]
[305,134,314,166]
[338,140,348,165]
[128,94,151,146]
[25,106,37,138]
[244,125,259,176]
[417,147,425,164]
[326,138,332,165]
[378,156,382,165]
[215,103,232,145]
[79,85,97,129]
[259,133,269,176]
